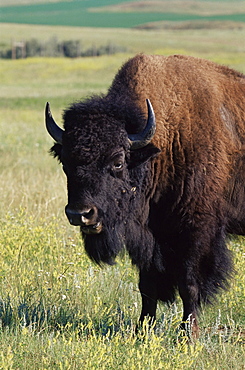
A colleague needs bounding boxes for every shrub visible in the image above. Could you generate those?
[1,38,127,59]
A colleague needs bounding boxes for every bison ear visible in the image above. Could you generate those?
[128,143,161,169]
[50,143,62,162]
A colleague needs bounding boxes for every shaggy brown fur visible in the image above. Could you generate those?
[48,54,245,335]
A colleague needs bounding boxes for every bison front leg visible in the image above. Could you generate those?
[138,269,158,325]
[178,278,200,338]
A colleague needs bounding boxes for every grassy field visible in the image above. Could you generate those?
[1,22,245,65]
[1,22,245,368]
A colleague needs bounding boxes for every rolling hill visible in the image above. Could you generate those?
[0,0,245,29]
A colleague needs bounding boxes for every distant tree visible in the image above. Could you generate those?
[44,37,62,57]
[26,39,42,57]
[62,40,81,58]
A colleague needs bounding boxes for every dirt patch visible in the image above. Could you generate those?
[90,1,245,16]
[135,20,245,31]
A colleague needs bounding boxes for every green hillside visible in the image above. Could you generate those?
[0,0,245,28]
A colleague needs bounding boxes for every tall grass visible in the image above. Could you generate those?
[0,212,245,369]
[0,25,245,367]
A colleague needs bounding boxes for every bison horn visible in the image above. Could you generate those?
[45,102,64,145]
[128,99,156,150]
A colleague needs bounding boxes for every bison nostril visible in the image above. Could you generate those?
[81,208,95,223]
[81,207,98,225]
[65,206,98,226]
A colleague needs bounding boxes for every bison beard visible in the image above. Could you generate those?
[83,226,123,266]
[83,203,163,272]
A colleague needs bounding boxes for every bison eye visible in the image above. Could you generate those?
[110,161,124,178]
[108,151,125,176]
[114,162,123,171]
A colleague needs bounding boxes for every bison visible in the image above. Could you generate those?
[45,54,245,335]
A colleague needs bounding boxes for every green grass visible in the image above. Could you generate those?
[0,22,245,368]
[0,0,245,28]
[0,213,245,368]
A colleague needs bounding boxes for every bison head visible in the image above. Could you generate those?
[45,98,160,266]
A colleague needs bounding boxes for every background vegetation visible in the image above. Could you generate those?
[0,37,127,59]
[0,1,245,368]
